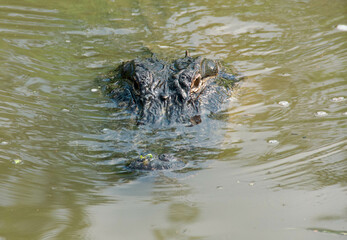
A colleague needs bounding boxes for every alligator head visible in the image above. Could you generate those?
[103,51,242,125]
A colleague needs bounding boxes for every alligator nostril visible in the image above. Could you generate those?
[160,94,168,100]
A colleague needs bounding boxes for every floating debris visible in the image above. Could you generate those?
[331,96,345,102]
[336,25,347,31]
[249,182,255,186]
[315,111,328,117]
[216,186,223,190]
[278,101,290,107]
[140,153,153,159]
[65,39,71,43]
[1,141,9,145]
[13,159,23,165]
[308,227,347,236]
[268,139,279,144]
[61,108,70,112]
[91,88,98,92]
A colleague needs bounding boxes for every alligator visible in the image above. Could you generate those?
[125,153,186,171]
[100,51,243,170]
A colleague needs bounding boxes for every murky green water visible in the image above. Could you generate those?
[0,0,346,239]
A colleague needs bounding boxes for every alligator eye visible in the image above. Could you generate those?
[201,59,218,78]
[190,74,201,92]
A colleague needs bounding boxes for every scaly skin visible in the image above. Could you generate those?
[126,154,186,171]
[102,51,243,125]
[100,52,243,170]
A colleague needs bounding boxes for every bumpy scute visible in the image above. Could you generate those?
[101,52,243,125]
[126,154,186,171]
[100,52,243,170]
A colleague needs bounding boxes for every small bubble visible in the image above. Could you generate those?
[158,45,171,49]
[65,39,71,43]
[82,46,94,50]
[102,128,110,133]
[331,96,345,102]
[82,51,99,57]
[68,140,79,146]
[91,88,98,92]
[268,139,279,144]
[1,141,9,145]
[336,25,347,31]
[278,101,289,107]
[86,61,107,69]
[315,111,328,117]
[61,108,70,112]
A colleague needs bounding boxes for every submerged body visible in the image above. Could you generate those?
[100,52,243,170]
[126,154,185,171]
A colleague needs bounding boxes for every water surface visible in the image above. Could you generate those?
[0,0,346,239]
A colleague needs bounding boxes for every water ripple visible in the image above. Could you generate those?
[257,140,347,189]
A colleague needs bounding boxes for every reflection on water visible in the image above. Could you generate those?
[0,0,346,239]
